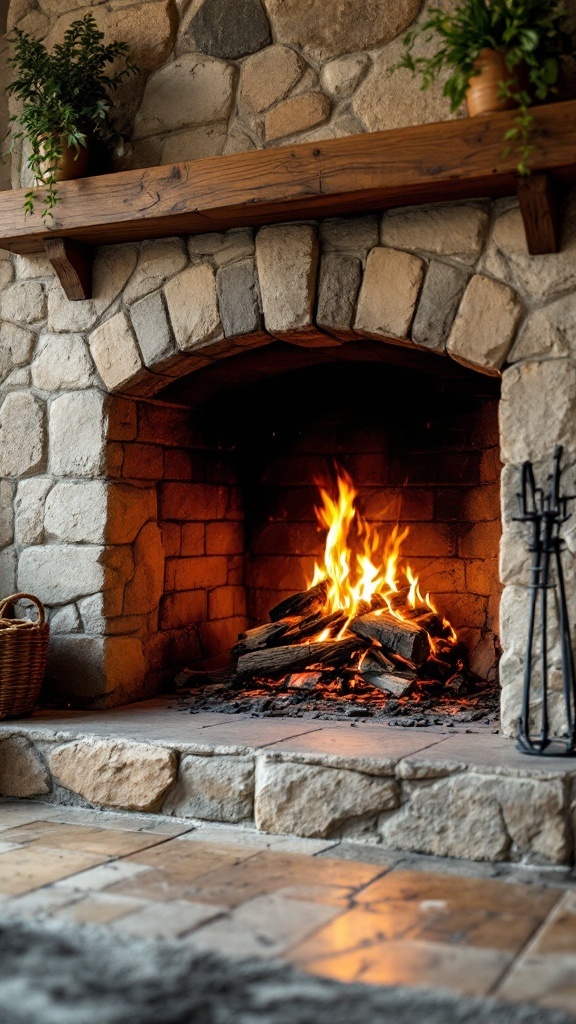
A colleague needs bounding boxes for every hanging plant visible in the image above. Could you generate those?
[5,13,137,219]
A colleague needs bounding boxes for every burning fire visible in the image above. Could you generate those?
[310,469,457,645]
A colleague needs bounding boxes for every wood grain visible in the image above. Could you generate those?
[0,101,574,257]
[516,173,560,255]
[44,238,93,300]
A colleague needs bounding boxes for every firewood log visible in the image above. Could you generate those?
[350,610,430,666]
[269,581,328,622]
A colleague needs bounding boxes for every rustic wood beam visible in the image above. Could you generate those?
[0,101,573,258]
[44,237,93,301]
[516,173,560,255]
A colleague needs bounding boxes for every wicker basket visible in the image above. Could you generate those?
[0,593,49,719]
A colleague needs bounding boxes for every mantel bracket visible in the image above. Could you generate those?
[44,237,93,301]
[517,173,560,255]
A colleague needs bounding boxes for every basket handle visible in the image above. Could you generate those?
[0,593,46,626]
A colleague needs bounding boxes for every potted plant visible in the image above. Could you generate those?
[398,0,572,174]
[6,13,137,219]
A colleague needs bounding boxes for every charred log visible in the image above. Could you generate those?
[350,611,430,666]
[269,581,329,622]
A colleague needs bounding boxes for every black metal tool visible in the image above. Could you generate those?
[514,446,576,756]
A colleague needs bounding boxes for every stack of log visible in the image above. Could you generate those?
[231,581,468,698]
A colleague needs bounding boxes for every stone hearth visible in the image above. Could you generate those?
[1,700,575,866]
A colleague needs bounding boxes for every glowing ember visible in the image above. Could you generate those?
[310,468,457,645]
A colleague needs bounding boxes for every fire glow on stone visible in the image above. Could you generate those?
[309,468,458,650]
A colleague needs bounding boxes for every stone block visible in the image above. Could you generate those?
[49,390,106,478]
[265,92,331,142]
[447,275,522,374]
[44,481,107,545]
[161,123,228,164]
[320,216,379,254]
[412,261,468,351]
[124,239,188,306]
[0,322,35,384]
[123,522,165,616]
[163,753,255,821]
[217,259,262,337]
[50,603,82,634]
[355,247,424,340]
[0,480,14,548]
[165,555,228,591]
[0,547,17,595]
[206,521,244,554]
[239,45,304,113]
[264,0,422,59]
[0,736,50,797]
[49,739,177,812]
[129,289,178,370]
[89,312,144,392]
[182,0,271,59]
[134,54,235,138]
[256,224,319,338]
[321,54,370,100]
[208,585,247,619]
[181,522,206,555]
[14,477,52,546]
[18,545,105,606]
[107,484,157,545]
[379,772,570,865]
[31,333,93,391]
[160,590,207,630]
[500,359,576,464]
[0,281,45,324]
[0,392,45,478]
[161,482,229,521]
[381,205,489,265]
[164,263,224,352]
[509,294,576,363]
[316,252,362,339]
[255,757,399,838]
[0,258,13,289]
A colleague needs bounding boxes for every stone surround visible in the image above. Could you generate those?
[1,700,575,866]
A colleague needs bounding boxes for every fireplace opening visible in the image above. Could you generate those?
[135,340,502,725]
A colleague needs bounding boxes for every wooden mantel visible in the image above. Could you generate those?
[1,99,576,300]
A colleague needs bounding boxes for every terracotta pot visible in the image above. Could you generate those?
[36,135,90,184]
[466,48,526,117]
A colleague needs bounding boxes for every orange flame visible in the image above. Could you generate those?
[310,468,456,642]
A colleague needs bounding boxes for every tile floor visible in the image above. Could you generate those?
[0,799,575,1013]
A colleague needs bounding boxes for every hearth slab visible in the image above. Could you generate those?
[1,699,575,867]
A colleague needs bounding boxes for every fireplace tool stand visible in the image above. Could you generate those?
[515,446,576,756]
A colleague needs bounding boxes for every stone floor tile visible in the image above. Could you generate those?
[2,821,168,857]
[398,732,576,778]
[49,806,193,836]
[354,869,561,918]
[319,842,402,868]
[54,860,152,892]
[263,725,443,771]
[292,939,512,996]
[53,893,147,926]
[496,953,576,1012]
[180,719,325,751]
[0,802,61,830]
[107,868,204,903]
[2,887,80,917]
[185,893,340,959]
[178,823,336,855]
[0,846,107,896]
[529,890,576,955]
[110,899,224,938]
[126,837,259,875]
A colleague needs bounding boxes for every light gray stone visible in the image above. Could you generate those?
[123,239,188,305]
[316,252,362,339]
[0,281,46,324]
[447,274,522,373]
[217,260,262,337]
[14,477,52,546]
[508,294,575,362]
[18,545,105,605]
[0,258,13,289]
[164,263,224,352]
[49,739,177,811]
[381,205,489,265]
[164,754,255,822]
[255,224,319,337]
[47,247,138,336]
[0,481,14,548]
[355,246,424,340]
[0,547,17,596]
[0,737,50,797]
[1,367,31,390]
[14,252,52,280]
[188,230,254,266]
[49,603,82,634]
[255,757,399,838]
[0,322,35,384]
[77,594,106,636]
[44,481,107,544]
[379,773,570,865]
[321,54,370,100]
[239,45,304,113]
[500,360,576,464]
[264,0,422,59]
[47,285,101,335]
[134,54,235,138]
[412,261,468,351]
[31,333,93,390]
[130,289,177,369]
[0,392,45,478]
[89,312,144,392]
[320,216,379,254]
[49,391,106,478]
